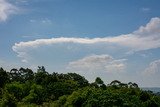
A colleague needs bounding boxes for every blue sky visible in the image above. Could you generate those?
[0,0,160,87]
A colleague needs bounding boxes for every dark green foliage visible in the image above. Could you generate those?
[61,87,142,107]
[0,68,9,88]
[128,82,139,88]
[110,80,121,86]
[94,77,106,89]
[90,82,99,88]
[22,84,44,104]
[45,81,77,100]
[95,77,104,84]
[34,70,48,85]
[0,90,17,107]
[67,73,89,87]
[140,91,151,102]
[19,68,34,82]
[0,66,160,106]
[4,82,25,101]
[9,68,21,82]
[9,68,34,83]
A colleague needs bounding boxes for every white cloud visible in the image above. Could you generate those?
[134,17,160,36]
[141,7,150,12]
[15,0,28,4]
[139,59,160,87]
[12,17,160,62]
[67,54,127,73]
[0,0,18,22]
[30,18,52,24]
[29,19,36,23]
[143,59,160,75]
[41,18,52,24]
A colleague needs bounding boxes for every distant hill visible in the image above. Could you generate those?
[141,87,160,93]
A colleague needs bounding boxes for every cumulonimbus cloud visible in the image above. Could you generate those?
[12,17,160,62]
[143,59,160,75]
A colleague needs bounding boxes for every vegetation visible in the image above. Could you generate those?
[0,66,160,107]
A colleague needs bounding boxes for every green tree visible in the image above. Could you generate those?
[95,77,104,85]
[67,73,89,87]
[140,91,151,102]
[19,68,34,82]
[128,82,139,88]
[34,67,49,85]
[9,68,22,82]
[0,67,9,88]
[4,82,27,101]
[110,80,121,86]
[46,81,77,100]
[94,77,106,89]
[22,84,44,104]
[37,66,46,72]
[0,90,17,107]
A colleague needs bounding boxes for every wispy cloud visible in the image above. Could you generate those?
[30,18,52,24]
[15,0,28,4]
[141,7,150,12]
[29,19,36,23]
[67,54,127,73]
[0,0,18,22]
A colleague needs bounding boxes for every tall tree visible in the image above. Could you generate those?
[19,68,34,82]
[0,67,9,88]
[10,68,21,82]
[67,73,89,87]
[110,80,121,86]
[34,66,49,85]
[95,77,104,85]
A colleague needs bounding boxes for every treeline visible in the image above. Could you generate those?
[0,66,160,107]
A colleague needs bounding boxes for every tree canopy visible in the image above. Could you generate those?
[0,66,160,107]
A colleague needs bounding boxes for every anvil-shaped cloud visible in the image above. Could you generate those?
[12,17,160,62]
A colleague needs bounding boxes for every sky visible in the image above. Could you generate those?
[0,0,160,87]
